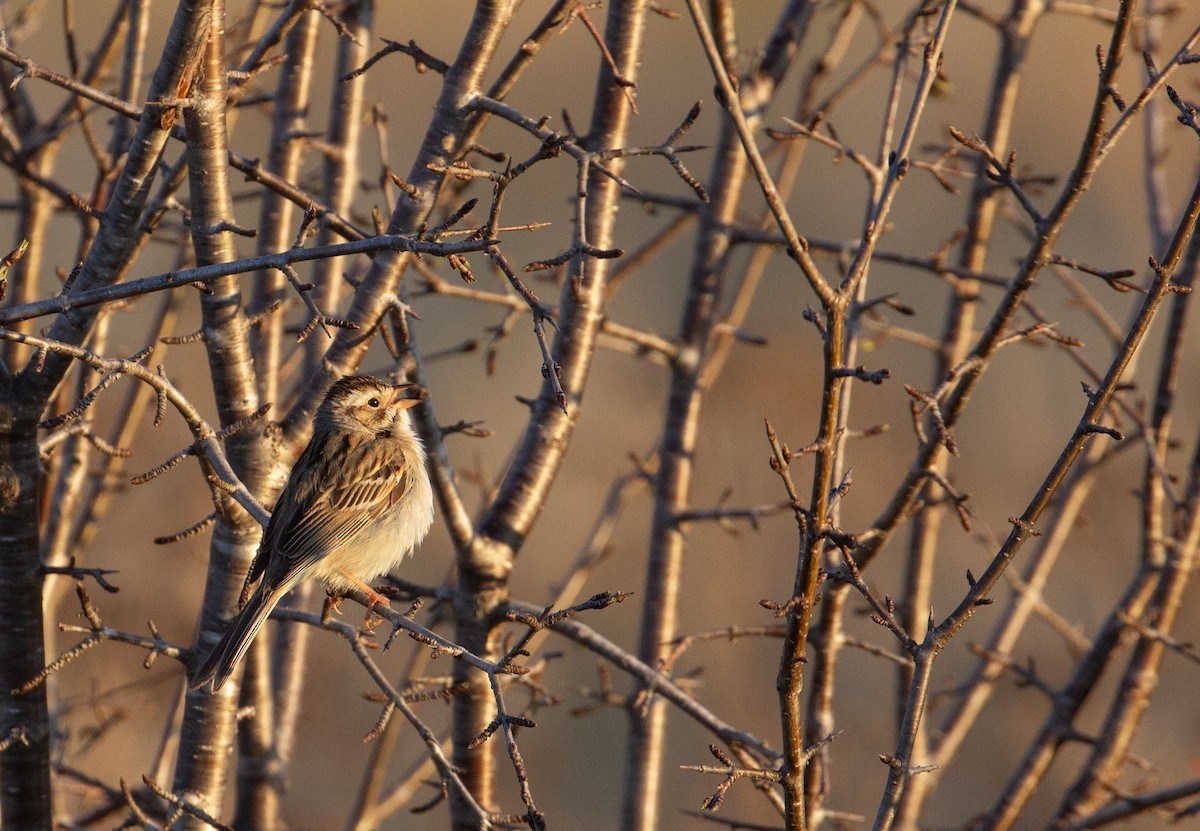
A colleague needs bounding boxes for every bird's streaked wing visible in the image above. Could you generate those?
[263,435,411,578]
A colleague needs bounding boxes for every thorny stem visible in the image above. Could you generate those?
[876,248,1188,831]
[683,0,834,309]
[850,0,1142,582]
[972,167,1200,831]
[0,233,491,326]
[896,1,1043,824]
[0,330,270,521]
[626,4,815,830]
[175,9,278,824]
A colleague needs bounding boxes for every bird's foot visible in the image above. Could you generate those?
[336,570,394,630]
[323,591,344,622]
[362,586,393,631]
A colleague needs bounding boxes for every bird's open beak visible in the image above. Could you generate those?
[389,383,426,411]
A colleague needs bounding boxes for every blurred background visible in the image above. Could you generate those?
[4,1,1199,828]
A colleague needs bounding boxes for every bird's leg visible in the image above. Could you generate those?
[339,570,392,629]
[322,591,343,621]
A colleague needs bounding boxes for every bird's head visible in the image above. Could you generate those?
[317,375,425,438]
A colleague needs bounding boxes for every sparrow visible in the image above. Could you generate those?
[191,375,434,691]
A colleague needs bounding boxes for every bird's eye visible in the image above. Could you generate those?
[367,397,381,408]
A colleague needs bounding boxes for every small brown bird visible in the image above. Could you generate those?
[190,375,435,691]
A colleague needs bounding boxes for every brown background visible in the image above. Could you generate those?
[8,1,1199,828]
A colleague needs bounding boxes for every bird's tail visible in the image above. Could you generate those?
[190,583,289,692]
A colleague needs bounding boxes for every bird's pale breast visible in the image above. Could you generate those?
[307,439,434,592]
